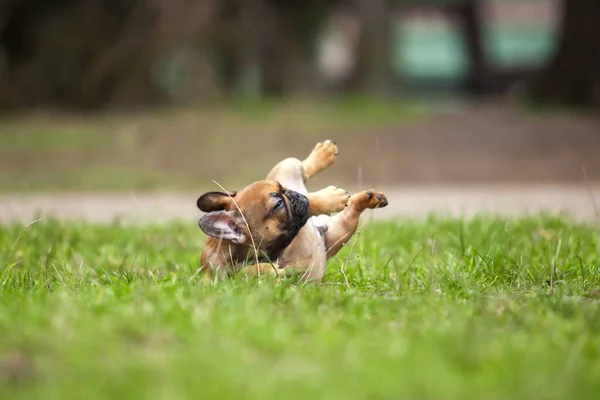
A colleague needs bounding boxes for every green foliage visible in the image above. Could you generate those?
[1,215,600,399]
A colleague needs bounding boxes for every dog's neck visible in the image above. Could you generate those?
[207,221,308,273]
[212,239,287,269]
[241,243,282,265]
[211,240,276,267]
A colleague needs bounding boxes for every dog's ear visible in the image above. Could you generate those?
[196,191,237,212]
[198,210,246,244]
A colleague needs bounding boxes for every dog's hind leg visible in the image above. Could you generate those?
[266,140,338,195]
[300,140,338,181]
[321,190,388,259]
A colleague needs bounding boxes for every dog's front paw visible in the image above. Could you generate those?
[307,186,350,216]
[320,185,350,214]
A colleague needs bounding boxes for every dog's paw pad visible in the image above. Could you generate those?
[353,190,388,210]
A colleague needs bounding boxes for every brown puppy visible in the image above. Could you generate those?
[196,140,388,283]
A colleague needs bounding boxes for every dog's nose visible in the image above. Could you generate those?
[284,189,309,218]
[285,190,308,204]
[284,189,299,201]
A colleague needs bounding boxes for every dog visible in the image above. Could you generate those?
[196,140,388,283]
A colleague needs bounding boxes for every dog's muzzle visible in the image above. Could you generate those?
[284,189,310,230]
[261,189,311,263]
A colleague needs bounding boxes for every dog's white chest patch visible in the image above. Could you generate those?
[310,216,329,239]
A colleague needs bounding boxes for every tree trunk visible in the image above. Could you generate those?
[258,0,332,97]
[349,0,394,95]
[258,2,286,97]
[457,0,488,95]
[529,0,600,110]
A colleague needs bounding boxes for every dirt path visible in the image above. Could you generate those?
[2,184,599,225]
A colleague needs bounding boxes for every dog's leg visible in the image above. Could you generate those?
[300,140,338,181]
[265,140,338,194]
[322,190,388,259]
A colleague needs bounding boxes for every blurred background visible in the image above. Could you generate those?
[0,0,599,221]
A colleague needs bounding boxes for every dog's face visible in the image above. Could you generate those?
[196,180,310,260]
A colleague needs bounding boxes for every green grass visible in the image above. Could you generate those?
[1,215,600,399]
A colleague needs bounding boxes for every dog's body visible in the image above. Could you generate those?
[197,140,388,282]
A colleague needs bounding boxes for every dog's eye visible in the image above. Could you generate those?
[273,198,284,210]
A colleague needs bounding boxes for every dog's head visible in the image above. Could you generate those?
[196,180,310,261]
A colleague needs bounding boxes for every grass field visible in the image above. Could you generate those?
[1,215,600,399]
